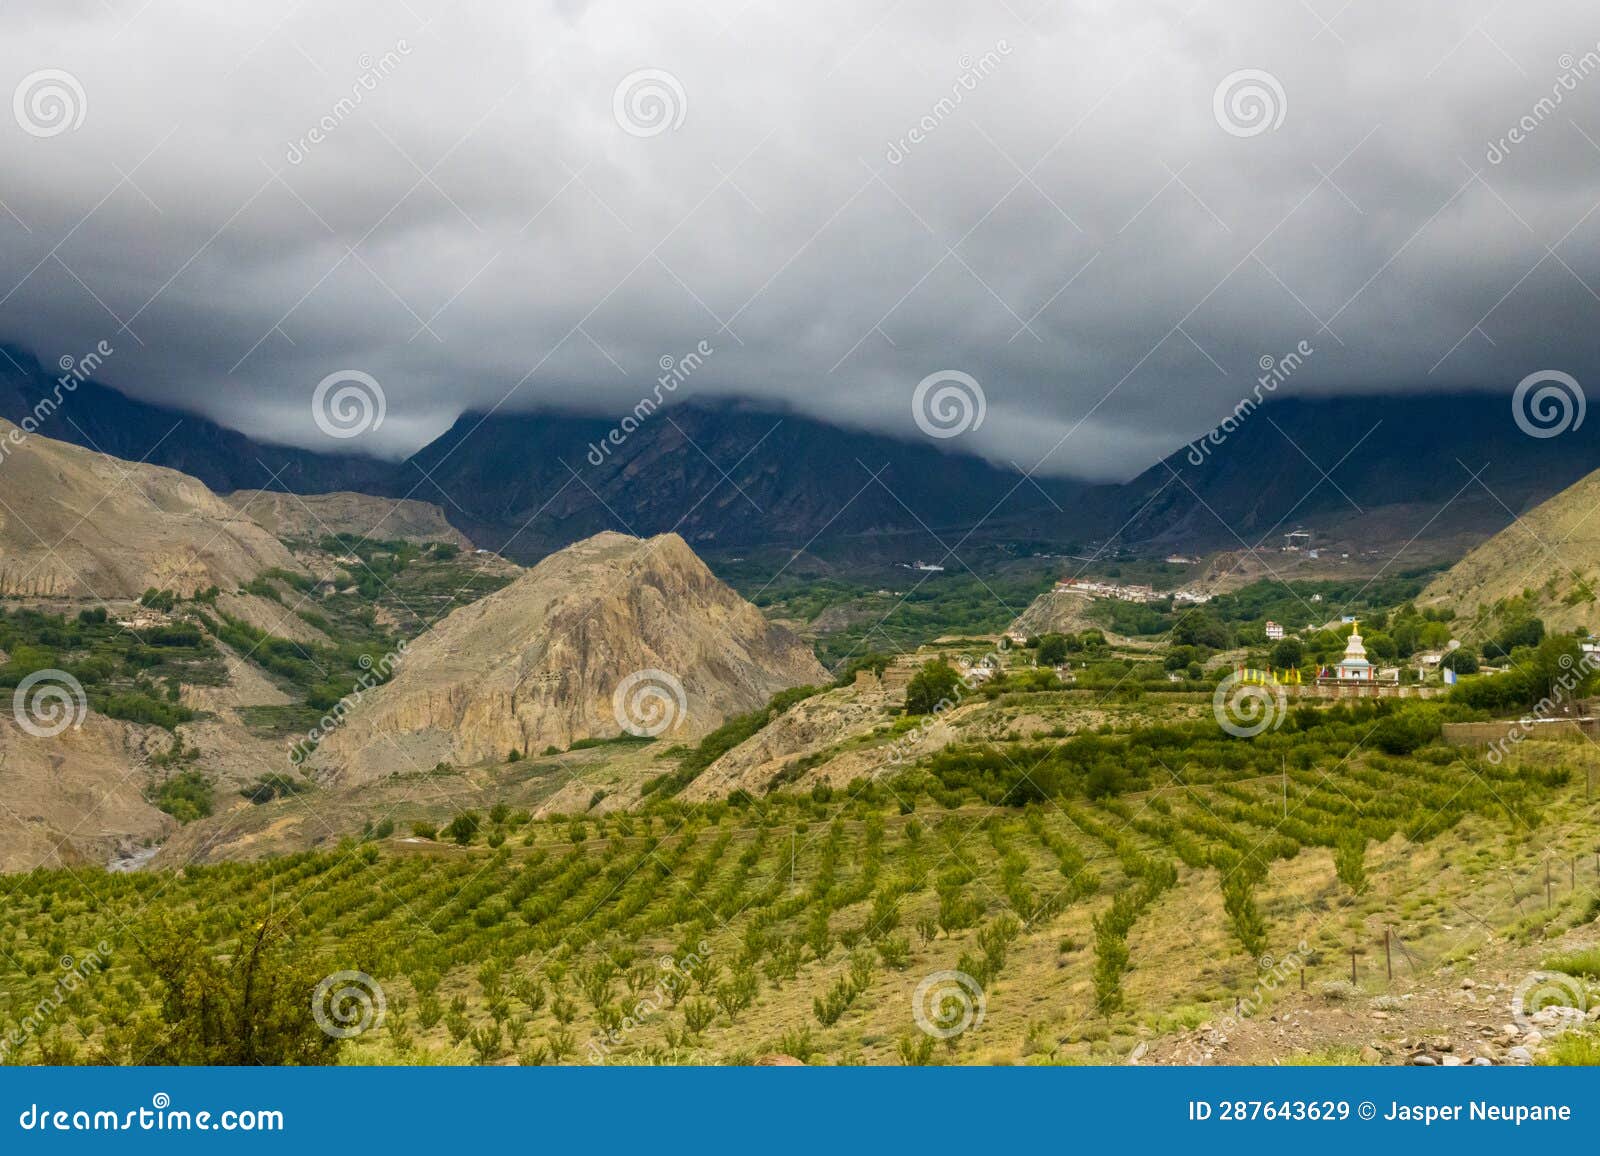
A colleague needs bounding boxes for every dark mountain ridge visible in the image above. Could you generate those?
[3,341,1591,565]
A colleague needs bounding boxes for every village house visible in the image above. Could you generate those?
[1264,620,1284,640]
[1055,578,1156,603]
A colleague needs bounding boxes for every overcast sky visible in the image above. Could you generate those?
[2,1,1598,480]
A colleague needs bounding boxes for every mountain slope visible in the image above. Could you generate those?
[224,490,473,548]
[1419,463,1600,634]
[308,531,827,784]
[0,419,302,598]
[399,405,1092,560]
[1104,392,1595,551]
[0,344,395,495]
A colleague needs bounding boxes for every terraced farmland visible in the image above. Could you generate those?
[4,702,1596,1066]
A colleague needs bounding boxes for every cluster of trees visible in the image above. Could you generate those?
[147,770,214,823]
[1222,603,1466,675]
[1030,630,1109,665]
[0,605,211,730]
[1450,633,1594,713]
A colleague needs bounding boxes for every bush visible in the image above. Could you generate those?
[445,812,480,845]
[1270,638,1305,669]
[239,773,308,804]
[1036,634,1068,665]
[139,588,176,611]
[148,771,213,823]
[1334,835,1368,894]
[1370,707,1442,755]
[137,910,341,1064]
[904,660,962,716]
[102,692,194,729]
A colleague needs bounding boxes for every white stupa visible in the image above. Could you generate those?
[1334,620,1373,681]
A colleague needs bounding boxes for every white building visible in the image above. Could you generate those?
[1264,621,1284,641]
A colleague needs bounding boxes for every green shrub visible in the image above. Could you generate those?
[148,771,214,823]
[445,812,481,845]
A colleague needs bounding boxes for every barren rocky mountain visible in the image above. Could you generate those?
[0,420,302,599]
[225,490,473,549]
[309,531,827,784]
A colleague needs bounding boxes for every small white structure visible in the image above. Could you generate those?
[1264,620,1284,641]
[1333,622,1373,682]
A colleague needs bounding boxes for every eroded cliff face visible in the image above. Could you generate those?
[0,712,175,872]
[0,420,302,598]
[310,531,827,784]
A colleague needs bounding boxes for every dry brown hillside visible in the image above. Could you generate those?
[1420,464,1600,634]
[0,712,175,871]
[309,531,827,784]
[225,490,473,549]
[0,420,302,598]
[1009,587,1105,637]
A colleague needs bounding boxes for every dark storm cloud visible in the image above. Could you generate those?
[2,0,1598,479]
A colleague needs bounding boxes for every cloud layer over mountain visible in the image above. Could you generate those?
[2,0,1598,478]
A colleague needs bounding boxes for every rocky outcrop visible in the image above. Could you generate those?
[309,532,826,784]
[1009,588,1102,638]
[679,683,897,801]
[0,420,302,598]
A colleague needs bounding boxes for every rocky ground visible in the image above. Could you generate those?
[1141,929,1600,1066]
